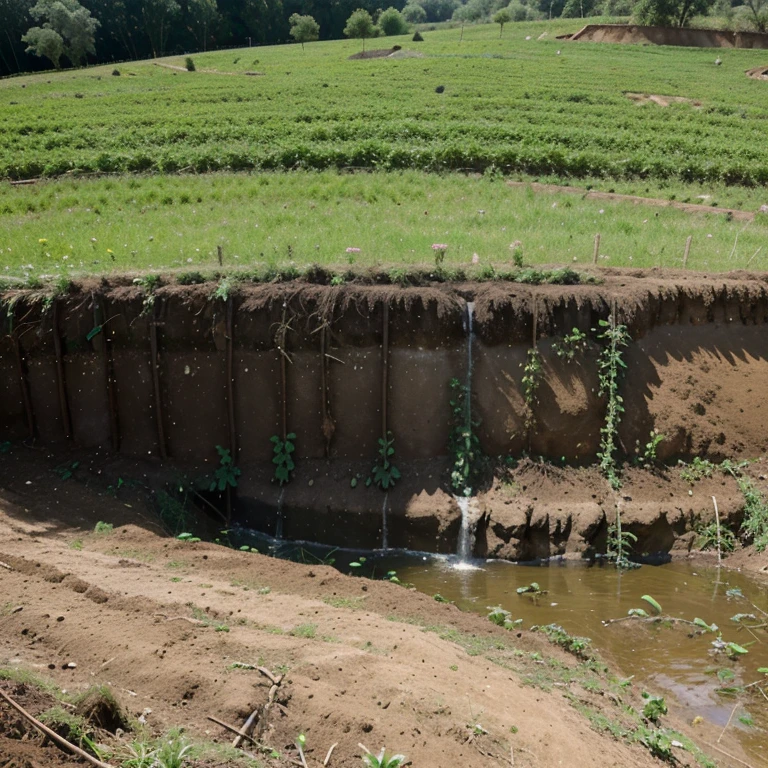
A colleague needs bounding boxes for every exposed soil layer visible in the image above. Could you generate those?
[567,24,768,49]
[0,454,754,768]
[2,270,768,556]
[746,64,768,79]
[347,47,402,60]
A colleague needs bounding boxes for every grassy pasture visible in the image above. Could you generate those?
[2,170,767,281]
[3,19,768,186]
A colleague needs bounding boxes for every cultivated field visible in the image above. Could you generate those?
[3,20,768,185]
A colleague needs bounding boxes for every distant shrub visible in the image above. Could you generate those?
[111,68,120,76]
[185,56,195,72]
[413,30,424,41]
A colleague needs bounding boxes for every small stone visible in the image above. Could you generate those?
[66,662,77,669]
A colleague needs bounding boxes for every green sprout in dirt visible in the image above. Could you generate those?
[634,430,665,468]
[133,274,161,315]
[271,433,296,485]
[210,445,240,491]
[371,431,400,490]
[595,316,631,490]
[679,457,715,483]
[360,746,407,768]
[448,377,483,495]
[535,623,592,659]
[552,327,589,362]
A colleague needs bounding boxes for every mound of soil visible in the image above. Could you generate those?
[348,46,402,60]
[568,23,768,49]
[625,92,701,107]
[746,64,768,79]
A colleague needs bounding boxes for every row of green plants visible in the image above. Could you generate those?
[5,20,768,187]
[0,264,599,294]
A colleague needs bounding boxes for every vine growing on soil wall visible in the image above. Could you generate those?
[595,317,631,491]
[448,378,483,495]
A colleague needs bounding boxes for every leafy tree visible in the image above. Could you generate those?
[188,0,220,51]
[493,7,511,33]
[633,0,716,26]
[344,8,376,51]
[379,6,409,34]
[744,0,768,31]
[0,0,32,73]
[140,0,180,57]
[22,25,65,68]
[288,12,319,49]
[23,0,99,68]
[402,2,427,22]
[420,0,461,21]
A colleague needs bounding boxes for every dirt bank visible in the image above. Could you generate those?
[567,24,768,49]
[0,450,753,768]
[2,270,768,557]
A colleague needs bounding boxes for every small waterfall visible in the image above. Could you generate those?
[381,493,389,550]
[275,488,285,540]
[464,301,475,432]
[454,300,480,568]
[456,496,473,561]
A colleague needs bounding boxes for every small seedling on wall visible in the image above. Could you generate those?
[271,433,296,485]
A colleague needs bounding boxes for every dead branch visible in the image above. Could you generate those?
[152,613,205,625]
[324,742,338,766]
[0,689,115,768]
[0,561,12,570]
[206,716,269,750]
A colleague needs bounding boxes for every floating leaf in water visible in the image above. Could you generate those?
[717,668,736,683]
[641,595,662,615]
[726,587,744,599]
[693,617,718,633]
[730,613,757,623]
[726,642,749,657]
[628,608,649,618]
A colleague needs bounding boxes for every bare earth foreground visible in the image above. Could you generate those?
[2,452,765,768]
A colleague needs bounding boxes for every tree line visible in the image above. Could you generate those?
[2,0,766,77]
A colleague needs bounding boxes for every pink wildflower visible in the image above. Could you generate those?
[431,243,448,251]
[345,247,361,253]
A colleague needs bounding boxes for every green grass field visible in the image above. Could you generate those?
[2,170,766,282]
[2,18,768,281]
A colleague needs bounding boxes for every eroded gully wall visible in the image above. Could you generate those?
[1,271,767,556]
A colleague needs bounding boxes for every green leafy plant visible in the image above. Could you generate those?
[738,477,768,552]
[521,347,543,429]
[133,274,160,315]
[692,617,718,633]
[360,746,407,768]
[487,605,523,630]
[55,460,79,480]
[595,317,630,490]
[516,582,545,596]
[606,517,638,570]
[535,623,592,658]
[271,433,296,486]
[552,327,588,362]
[634,430,664,468]
[640,595,662,615]
[696,521,736,553]
[210,445,240,491]
[372,431,400,490]
[641,692,668,722]
[93,521,113,534]
[636,726,673,759]
[185,56,195,72]
[679,457,715,483]
[448,378,482,495]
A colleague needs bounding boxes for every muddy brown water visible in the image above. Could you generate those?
[240,531,768,764]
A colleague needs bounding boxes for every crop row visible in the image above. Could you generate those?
[3,21,768,186]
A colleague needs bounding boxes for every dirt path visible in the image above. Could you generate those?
[0,452,748,768]
[506,180,755,220]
